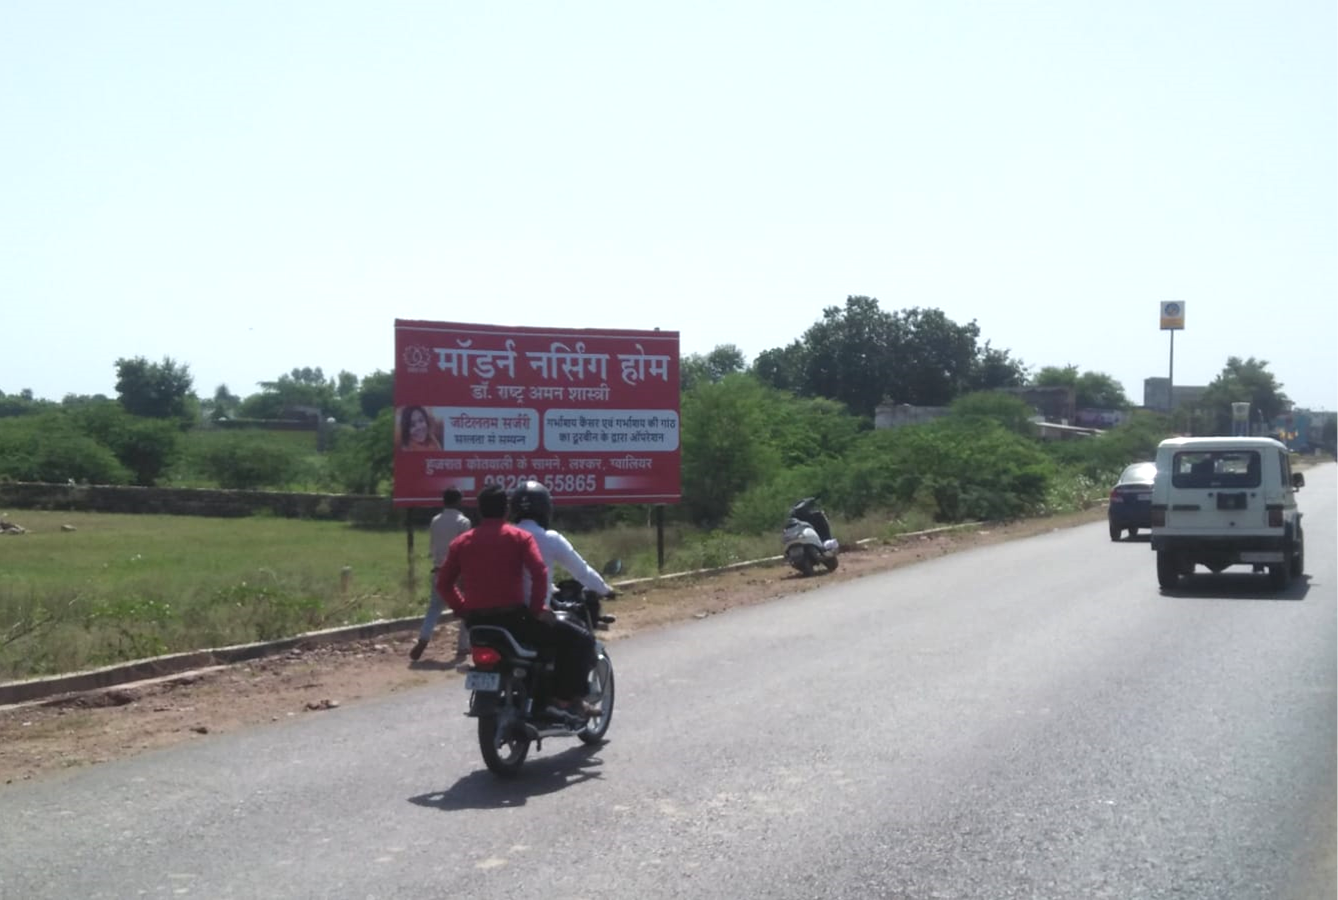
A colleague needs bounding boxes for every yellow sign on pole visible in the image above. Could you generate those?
[1160,301,1185,330]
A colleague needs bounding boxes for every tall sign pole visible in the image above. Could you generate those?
[1160,301,1186,413]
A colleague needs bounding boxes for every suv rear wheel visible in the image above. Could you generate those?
[1156,550,1180,590]
[1290,528,1305,578]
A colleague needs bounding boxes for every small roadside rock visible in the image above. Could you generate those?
[61,524,77,532]
[191,725,209,734]
[304,699,340,712]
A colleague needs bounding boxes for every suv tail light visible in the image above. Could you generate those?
[1266,505,1283,527]
[1151,506,1166,527]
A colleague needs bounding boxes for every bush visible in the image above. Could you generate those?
[0,413,132,484]
[837,418,1056,522]
[193,433,304,490]
[325,409,393,494]
[68,401,183,486]
[724,465,830,535]
[1043,410,1172,482]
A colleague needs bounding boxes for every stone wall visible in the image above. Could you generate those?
[0,482,396,524]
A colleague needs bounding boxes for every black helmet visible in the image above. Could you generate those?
[509,480,552,529]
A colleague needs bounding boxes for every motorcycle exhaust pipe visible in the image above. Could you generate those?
[520,722,578,752]
[523,724,577,741]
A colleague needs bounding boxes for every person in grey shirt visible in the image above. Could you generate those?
[409,488,473,661]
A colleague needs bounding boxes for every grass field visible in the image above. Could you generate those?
[0,510,419,679]
[0,504,934,681]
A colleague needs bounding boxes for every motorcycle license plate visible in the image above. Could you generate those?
[464,671,500,692]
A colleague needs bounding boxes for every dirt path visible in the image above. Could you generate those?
[0,510,1106,786]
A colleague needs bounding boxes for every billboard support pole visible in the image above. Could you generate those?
[405,512,416,592]
[1168,329,1175,414]
[656,505,665,572]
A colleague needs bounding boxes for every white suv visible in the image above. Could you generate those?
[1150,436,1305,591]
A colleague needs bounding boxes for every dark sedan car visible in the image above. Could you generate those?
[1108,461,1156,541]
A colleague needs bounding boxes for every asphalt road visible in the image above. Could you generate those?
[2,465,1334,900]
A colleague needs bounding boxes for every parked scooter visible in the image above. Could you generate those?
[782,497,839,577]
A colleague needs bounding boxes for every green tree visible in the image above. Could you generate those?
[891,307,984,408]
[114,356,197,425]
[1193,357,1291,435]
[761,393,864,467]
[753,297,1013,416]
[1033,365,1130,409]
[356,370,395,420]
[950,391,1038,436]
[238,366,349,421]
[68,400,182,485]
[201,384,242,422]
[751,341,806,393]
[195,432,304,490]
[326,408,395,494]
[970,342,1029,391]
[0,388,50,418]
[838,417,1054,521]
[680,344,747,392]
[1074,372,1130,410]
[680,374,782,526]
[721,392,865,534]
[0,413,132,484]
[801,296,900,417]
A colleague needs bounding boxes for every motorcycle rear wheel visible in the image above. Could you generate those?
[579,652,615,744]
[823,554,839,572]
[478,715,530,776]
[789,546,814,577]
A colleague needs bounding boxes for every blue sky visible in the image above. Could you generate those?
[4,2,1335,410]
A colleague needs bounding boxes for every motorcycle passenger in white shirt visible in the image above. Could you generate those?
[507,480,608,720]
[507,480,615,600]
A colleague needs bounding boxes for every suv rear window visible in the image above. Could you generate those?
[1170,450,1262,489]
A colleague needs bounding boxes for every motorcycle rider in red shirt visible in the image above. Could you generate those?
[436,483,599,719]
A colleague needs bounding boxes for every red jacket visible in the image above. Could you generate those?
[435,519,549,617]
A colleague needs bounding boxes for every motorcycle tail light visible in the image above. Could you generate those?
[471,646,502,667]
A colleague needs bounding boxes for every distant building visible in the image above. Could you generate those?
[1143,377,1208,412]
[874,385,1079,433]
[1031,420,1101,441]
[1075,408,1128,428]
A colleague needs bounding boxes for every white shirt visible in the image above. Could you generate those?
[514,519,612,597]
[429,508,472,568]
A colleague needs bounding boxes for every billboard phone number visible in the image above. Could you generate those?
[483,473,598,493]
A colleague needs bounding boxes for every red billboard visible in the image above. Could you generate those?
[393,320,681,507]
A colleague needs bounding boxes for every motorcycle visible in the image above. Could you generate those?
[782,496,839,577]
[463,579,617,776]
